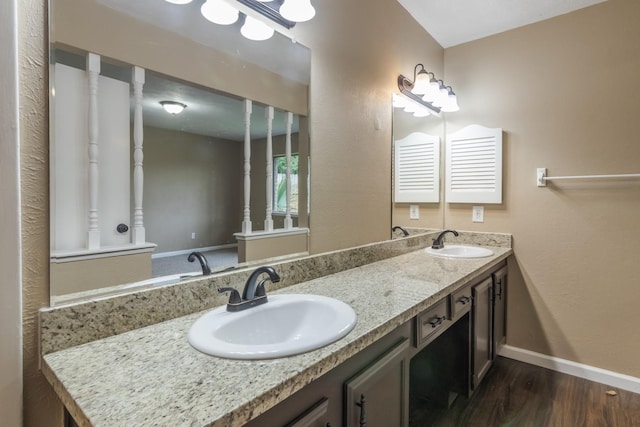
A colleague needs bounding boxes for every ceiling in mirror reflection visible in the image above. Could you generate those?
[140,72,301,140]
[54,48,301,140]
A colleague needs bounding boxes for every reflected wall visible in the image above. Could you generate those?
[391,105,445,232]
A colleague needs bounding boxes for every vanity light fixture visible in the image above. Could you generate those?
[160,101,187,115]
[397,64,459,115]
[165,0,315,41]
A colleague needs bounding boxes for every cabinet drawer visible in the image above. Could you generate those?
[415,299,449,348]
[450,285,473,320]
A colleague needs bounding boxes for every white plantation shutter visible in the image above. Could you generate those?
[446,125,502,204]
[394,132,440,203]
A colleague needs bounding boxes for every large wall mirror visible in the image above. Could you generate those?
[391,97,445,237]
[49,0,311,304]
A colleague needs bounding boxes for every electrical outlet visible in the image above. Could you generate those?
[191,232,196,239]
[472,206,484,223]
[410,205,420,220]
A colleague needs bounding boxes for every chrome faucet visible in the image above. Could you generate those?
[392,226,409,237]
[431,229,459,249]
[219,266,281,312]
[188,251,211,275]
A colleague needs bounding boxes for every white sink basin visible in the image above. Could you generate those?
[425,245,494,259]
[188,294,357,359]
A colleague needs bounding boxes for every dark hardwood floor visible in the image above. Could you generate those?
[413,356,640,427]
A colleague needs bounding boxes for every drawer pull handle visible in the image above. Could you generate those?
[458,296,472,305]
[356,394,367,427]
[495,282,503,298]
[427,315,445,328]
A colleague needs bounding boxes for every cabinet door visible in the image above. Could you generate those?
[285,398,330,427]
[472,277,493,389]
[492,265,508,357]
[344,338,410,427]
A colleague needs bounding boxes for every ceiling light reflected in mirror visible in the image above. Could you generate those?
[159,101,187,115]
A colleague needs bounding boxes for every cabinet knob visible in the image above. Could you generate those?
[356,394,367,427]
[458,296,472,305]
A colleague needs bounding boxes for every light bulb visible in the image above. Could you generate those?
[432,82,449,107]
[422,77,440,102]
[411,70,430,95]
[164,0,192,4]
[280,0,315,22]
[441,91,460,112]
[241,15,275,41]
[201,0,239,25]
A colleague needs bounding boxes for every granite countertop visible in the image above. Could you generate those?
[42,245,511,427]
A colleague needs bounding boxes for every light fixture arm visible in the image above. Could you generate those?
[397,75,441,115]
[412,63,434,83]
[235,0,296,29]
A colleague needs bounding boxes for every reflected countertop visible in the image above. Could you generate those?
[42,242,512,427]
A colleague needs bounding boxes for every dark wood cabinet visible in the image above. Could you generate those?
[284,398,330,427]
[344,338,410,427]
[244,322,412,427]
[492,265,508,357]
[472,276,494,389]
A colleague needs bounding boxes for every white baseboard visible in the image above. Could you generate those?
[499,345,640,394]
[152,244,237,259]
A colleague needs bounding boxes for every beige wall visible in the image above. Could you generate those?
[291,0,444,253]
[237,233,309,263]
[143,126,243,252]
[444,0,640,377]
[19,0,444,425]
[50,253,152,296]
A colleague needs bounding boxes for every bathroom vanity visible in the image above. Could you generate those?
[40,232,512,427]
[242,262,508,426]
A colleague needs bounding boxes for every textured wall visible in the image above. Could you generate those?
[19,0,66,425]
[444,0,640,376]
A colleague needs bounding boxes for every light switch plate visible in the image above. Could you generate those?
[472,206,484,223]
[410,205,419,220]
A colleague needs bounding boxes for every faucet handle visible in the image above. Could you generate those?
[218,287,242,305]
[254,278,269,298]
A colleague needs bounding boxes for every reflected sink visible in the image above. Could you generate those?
[188,294,357,359]
[425,245,494,259]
